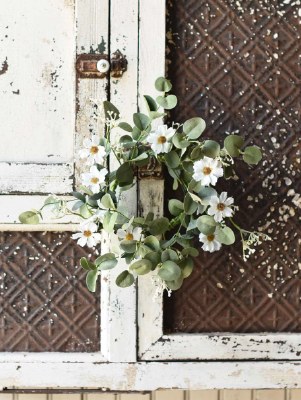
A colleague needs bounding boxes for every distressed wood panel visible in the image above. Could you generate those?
[2,362,301,390]
[0,196,79,226]
[0,163,73,194]
[0,0,75,194]
[99,0,139,363]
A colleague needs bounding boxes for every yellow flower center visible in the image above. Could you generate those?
[83,230,92,237]
[125,233,134,241]
[91,177,99,184]
[217,203,225,211]
[207,234,215,242]
[90,146,99,154]
[157,136,167,144]
[203,166,212,175]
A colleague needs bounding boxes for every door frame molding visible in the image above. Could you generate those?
[137,0,301,362]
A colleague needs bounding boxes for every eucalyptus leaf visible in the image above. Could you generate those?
[156,95,177,110]
[164,150,180,168]
[129,259,153,275]
[215,226,235,245]
[183,117,206,139]
[80,257,96,271]
[95,253,118,270]
[197,215,216,235]
[116,270,135,288]
[118,122,132,132]
[133,113,150,131]
[184,193,198,215]
[243,146,262,165]
[86,269,99,292]
[168,199,184,216]
[179,257,194,278]
[161,249,178,262]
[202,140,220,158]
[149,217,170,235]
[155,77,172,92]
[182,247,199,257]
[224,135,244,157]
[144,235,160,251]
[19,211,40,224]
[144,95,158,112]
[165,276,184,291]
[101,193,115,209]
[103,211,118,233]
[103,100,120,120]
[144,251,161,268]
[120,239,137,253]
[172,132,190,149]
[116,162,134,185]
[158,260,181,281]
[198,186,217,205]
[71,191,86,203]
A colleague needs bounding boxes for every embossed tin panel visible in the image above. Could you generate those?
[0,232,100,351]
[164,1,301,333]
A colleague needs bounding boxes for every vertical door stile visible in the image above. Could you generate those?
[101,0,139,362]
[137,0,166,359]
[76,0,110,359]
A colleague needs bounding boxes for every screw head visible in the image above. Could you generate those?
[96,59,110,73]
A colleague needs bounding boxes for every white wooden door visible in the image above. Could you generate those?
[0,0,137,385]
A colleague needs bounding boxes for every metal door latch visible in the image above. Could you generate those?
[76,50,127,79]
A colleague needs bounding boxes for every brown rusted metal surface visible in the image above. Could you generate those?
[110,50,128,78]
[0,232,100,351]
[138,157,164,180]
[76,53,109,78]
[76,51,127,79]
[164,1,301,333]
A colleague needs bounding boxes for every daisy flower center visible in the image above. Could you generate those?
[125,233,134,241]
[90,146,99,154]
[207,234,215,242]
[217,203,225,211]
[202,166,212,175]
[157,136,167,144]
[91,177,99,184]
[83,230,92,237]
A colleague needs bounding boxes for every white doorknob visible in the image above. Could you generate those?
[96,59,110,73]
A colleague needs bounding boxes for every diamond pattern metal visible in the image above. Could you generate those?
[0,232,100,351]
[164,0,301,333]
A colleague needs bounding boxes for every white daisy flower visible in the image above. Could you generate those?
[79,136,106,165]
[199,231,222,253]
[192,156,223,186]
[117,225,142,241]
[147,125,175,154]
[72,222,102,248]
[81,166,108,194]
[207,192,234,222]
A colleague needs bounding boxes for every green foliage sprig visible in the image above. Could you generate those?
[20,77,270,293]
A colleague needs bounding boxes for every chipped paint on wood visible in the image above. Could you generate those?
[0,163,73,194]
[0,1,75,183]
[1,362,301,390]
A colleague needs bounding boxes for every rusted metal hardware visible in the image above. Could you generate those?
[138,157,163,180]
[76,50,127,79]
[76,54,109,79]
[110,50,128,78]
